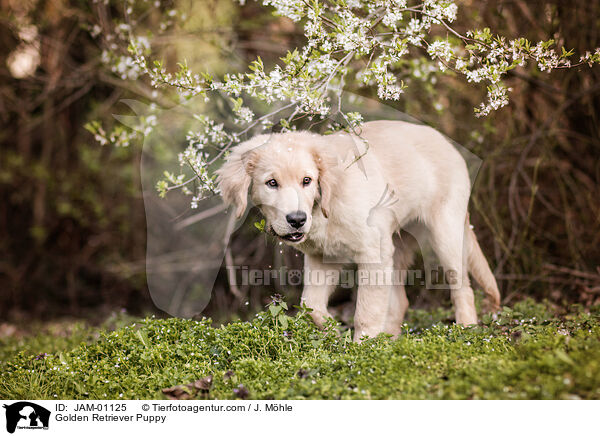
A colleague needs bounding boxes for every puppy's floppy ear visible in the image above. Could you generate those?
[216,136,267,219]
[312,141,339,219]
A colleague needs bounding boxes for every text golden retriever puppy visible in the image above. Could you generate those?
[217,120,500,341]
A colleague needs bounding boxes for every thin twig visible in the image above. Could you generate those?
[174,203,228,231]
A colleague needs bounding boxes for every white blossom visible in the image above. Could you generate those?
[92,0,600,203]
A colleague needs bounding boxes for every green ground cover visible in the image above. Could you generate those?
[1,299,599,400]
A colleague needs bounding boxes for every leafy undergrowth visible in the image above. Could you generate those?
[1,299,599,400]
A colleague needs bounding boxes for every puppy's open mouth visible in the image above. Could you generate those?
[280,232,305,242]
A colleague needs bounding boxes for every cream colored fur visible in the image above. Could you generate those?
[217,120,501,341]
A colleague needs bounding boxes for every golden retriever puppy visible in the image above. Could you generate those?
[217,120,500,341]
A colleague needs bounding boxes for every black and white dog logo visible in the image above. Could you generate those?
[3,402,50,433]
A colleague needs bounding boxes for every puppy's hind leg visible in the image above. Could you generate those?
[383,232,417,337]
[429,210,478,326]
[466,222,501,312]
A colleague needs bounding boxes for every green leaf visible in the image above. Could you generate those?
[554,349,575,366]
[269,305,282,317]
[254,219,266,232]
[136,330,150,348]
[59,353,69,365]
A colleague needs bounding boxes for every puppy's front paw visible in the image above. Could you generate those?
[309,309,334,329]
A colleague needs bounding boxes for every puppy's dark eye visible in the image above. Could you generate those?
[266,179,278,188]
[302,177,312,186]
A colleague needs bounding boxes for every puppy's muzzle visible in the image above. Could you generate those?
[286,210,307,229]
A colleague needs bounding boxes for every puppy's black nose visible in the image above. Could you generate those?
[286,211,306,229]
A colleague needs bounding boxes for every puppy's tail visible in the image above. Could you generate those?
[466,222,501,313]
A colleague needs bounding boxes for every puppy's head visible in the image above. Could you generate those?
[216,132,337,244]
